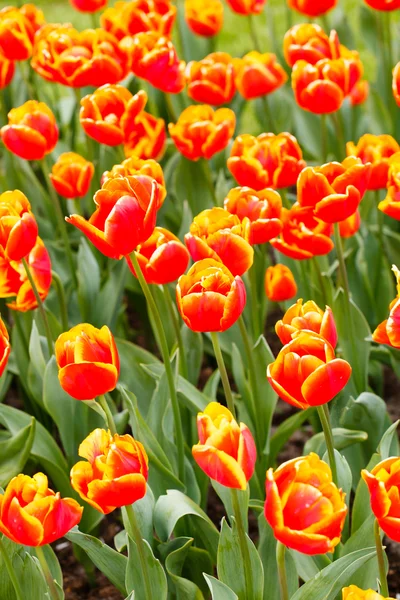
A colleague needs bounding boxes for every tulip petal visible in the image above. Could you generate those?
[5,497,44,546]
[273,525,337,555]
[58,362,119,400]
[192,444,247,489]
[66,214,122,259]
[301,358,352,406]
[86,474,147,514]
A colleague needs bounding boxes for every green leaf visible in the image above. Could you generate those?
[339,515,382,589]
[252,335,278,457]
[116,340,159,414]
[203,370,221,399]
[125,535,167,599]
[77,238,101,322]
[204,575,238,600]
[211,481,249,531]
[181,326,203,385]
[304,428,368,456]
[378,419,400,459]
[160,537,205,599]
[175,156,214,214]
[267,409,314,465]
[0,538,48,600]
[289,552,330,583]
[0,417,35,487]
[351,453,381,534]
[92,259,128,329]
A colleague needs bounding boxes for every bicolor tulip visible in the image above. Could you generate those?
[124,109,166,161]
[225,0,265,15]
[349,80,369,106]
[0,52,15,90]
[342,586,394,600]
[362,457,400,541]
[102,157,166,204]
[0,316,10,377]
[364,0,400,9]
[265,264,297,303]
[101,0,176,39]
[378,153,400,219]
[287,0,337,16]
[233,52,287,99]
[339,210,361,238]
[346,134,399,190]
[372,265,400,348]
[70,0,108,11]
[275,299,337,347]
[184,0,223,37]
[283,24,339,67]
[0,4,44,61]
[50,153,94,199]
[0,190,38,261]
[186,52,235,106]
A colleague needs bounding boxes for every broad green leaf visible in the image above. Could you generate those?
[92,259,128,329]
[252,335,278,457]
[159,537,204,599]
[0,417,35,487]
[125,535,167,599]
[267,409,314,465]
[181,326,203,385]
[116,340,159,413]
[211,481,249,531]
[204,575,238,600]
[304,428,368,456]
[289,552,330,583]
[378,419,400,459]
[175,156,214,214]
[77,238,101,322]
[203,370,221,399]
[339,515,383,590]
[0,538,48,600]
[351,452,381,534]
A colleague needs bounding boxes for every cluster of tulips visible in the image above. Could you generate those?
[0,0,400,599]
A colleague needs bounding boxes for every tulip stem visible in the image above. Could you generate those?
[231,488,254,600]
[261,95,275,133]
[21,257,53,356]
[238,315,261,447]
[210,331,236,417]
[276,541,289,600]
[248,14,262,52]
[35,545,59,600]
[97,394,117,436]
[124,504,153,600]
[201,159,218,207]
[0,536,24,600]
[249,263,261,339]
[129,251,185,484]
[162,284,188,380]
[51,270,68,331]
[312,257,329,306]
[374,519,389,597]
[317,404,338,486]
[320,114,328,163]
[164,93,178,123]
[330,112,345,159]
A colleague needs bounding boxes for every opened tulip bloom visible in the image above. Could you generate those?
[265,264,297,302]
[0,316,10,377]
[342,586,394,600]
[186,52,235,105]
[283,24,339,67]
[184,0,223,37]
[192,402,256,489]
[71,428,148,514]
[287,0,337,16]
[0,4,44,61]
[0,190,38,261]
[55,324,120,400]
[70,0,108,11]
[275,299,337,346]
[378,153,400,219]
[349,80,369,106]
[362,457,400,541]
[0,473,82,546]
[339,210,361,238]
[0,52,15,90]
[225,0,265,15]
[228,132,306,191]
[124,109,166,160]
[176,258,246,332]
[101,0,176,39]
[185,207,254,276]
[50,153,94,199]
[127,226,189,284]
[102,157,166,203]
[233,52,287,99]
[364,0,400,9]
[346,135,400,190]
[265,453,347,554]
[372,265,400,348]
[1,100,58,161]
[267,331,351,409]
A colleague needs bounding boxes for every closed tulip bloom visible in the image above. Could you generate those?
[372,265,400,348]
[67,175,162,259]
[0,52,15,89]
[349,80,369,106]
[0,473,82,546]
[265,264,297,302]
[234,52,287,100]
[362,457,400,541]
[226,0,265,15]
[186,52,235,106]
[287,0,337,16]
[0,190,38,261]
[228,132,306,191]
[101,0,176,40]
[342,586,394,600]
[102,157,166,203]
[265,453,347,554]
[55,324,120,400]
[176,258,246,332]
[283,24,339,67]
[71,428,148,514]
[0,317,10,377]
[297,158,371,223]
[71,0,107,11]
[185,207,254,276]
[169,105,236,161]
[185,0,223,37]
[124,110,166,161]
[0,4,44,61]
[224,186,282,245]
[378,153,400,219]
[192,402,256,489]
[275,298,337,346]
[292,59,344,114]
[346,134,399,190]
[364,0,400,9]
[126,227,190,284]
[339,210,361,238]
[50,153,94,199]
[267,331,351,409]
[1,100,58,161]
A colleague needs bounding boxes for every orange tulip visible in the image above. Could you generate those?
[349,80,369,106]
[169,105,236,161]
[71,428,148,514]
[0,52,15,89]
[31,25,130,88]
[287,0,337,16]
[297,158,371,223]
[364,0,400,9]
[378,152,400,219]
[228,132,306,191]
[271,205,333,260]
[176,258,246,332]
[292,59,345,114]
[184,0,223,37]
[0,472,82,546]
[0,4,44,61]
[185,207,254,276]
[265,453,347,554]
[50,153,94,199]
[70,0,107,11]
[126,226,190,284]
[55,324,120,400]
[372,265,400,348]
[233,52,287,99]
[1,100,58,161]
[186,52,235,106]
[265,264,297,302]
[225,0,265,15]
[224,186,282,245]
[0,190,38,261]
[362,457,400,541]
[339,210,360,238]
[0,316,10,377]
[67,175,162,259]
[275,298,337,347]
[101,0,176,40]
[346,134,400,190]
[393,63,400,107]
[283,24,339,67]
[102,157,166,204]
[342,586,394,600]
[124,110,166,161]
[267,331,352,409]
[192,402,256,489]
[128,32,185,94]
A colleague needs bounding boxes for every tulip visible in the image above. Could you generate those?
[0,316,10,377]
[0,190,38,261]
[102,157,166,204]
[283,24,340,67]
[346,135,399,190]
[67,174,162,259]
[169,105,236,161]
[228,132,306,191]
[0,4,44,61]
[339,210,361,238]
[342,586,394,600]
[176,258,246,332]
[349,80,369,106]
[124,109,166,161]
[192,402,256,489]
[70,428,148,514]
[275,298,337,346]
[372,265,400,348]
[292,59,345,114]
[265,264,297,303]
[0,473,82,546]
[264,453,347,554]
[0,52,14,89]
[224,186,282,245]
[185,207,254,276]
[378,153,400,219]
[364,0,400,9]
[267,331,352,409]
[126,227,190,284]
[233,52,287,100]
[55,324,120,400]
[297,158,371,223]
[50,153,94,199]
[70,0,107,11]
[225,0,265,15]
[101,0,176,40]
[393,63,400,107]
[184,0,223,37]
[31,25,130,88]
[287,0,337,16]
[1,100,58,161]
[186,52,236,106]
[362,457,400,541]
